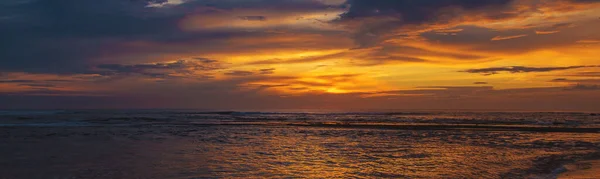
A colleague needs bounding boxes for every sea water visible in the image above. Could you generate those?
[1,110,599,178]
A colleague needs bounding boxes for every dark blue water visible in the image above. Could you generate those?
[1,110,599,178]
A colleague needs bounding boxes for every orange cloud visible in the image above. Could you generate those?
[535,30,560,34]
[491,34,529,41]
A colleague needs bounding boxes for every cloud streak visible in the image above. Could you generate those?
[94,59,223,79]
[491,34,528,41]
[462,66,598,75]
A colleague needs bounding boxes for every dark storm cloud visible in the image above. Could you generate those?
[461,66,596,76]
[0,0,339,74]
[337,0,515,47]
[0,0,188,73]
[340,0,514,23]
[182,0,338,12]
[339,0,599,23]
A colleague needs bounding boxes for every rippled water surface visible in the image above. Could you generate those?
[1,110,600,178]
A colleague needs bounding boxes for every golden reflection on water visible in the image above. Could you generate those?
[3,125,598,178]
[150,127,600,178]
[2,112,600,178]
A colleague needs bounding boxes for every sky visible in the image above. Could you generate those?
[1,0,600,111]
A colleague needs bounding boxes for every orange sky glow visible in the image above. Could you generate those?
[1,0,599,111]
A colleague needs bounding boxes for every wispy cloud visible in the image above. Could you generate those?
[535,30,560,35]
[462,66,597,76]
[94,58,223,79]
[491,34,528,41]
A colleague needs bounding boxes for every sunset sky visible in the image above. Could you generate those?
[1,0,599,111]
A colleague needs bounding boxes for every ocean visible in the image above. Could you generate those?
[1,110,600,178]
